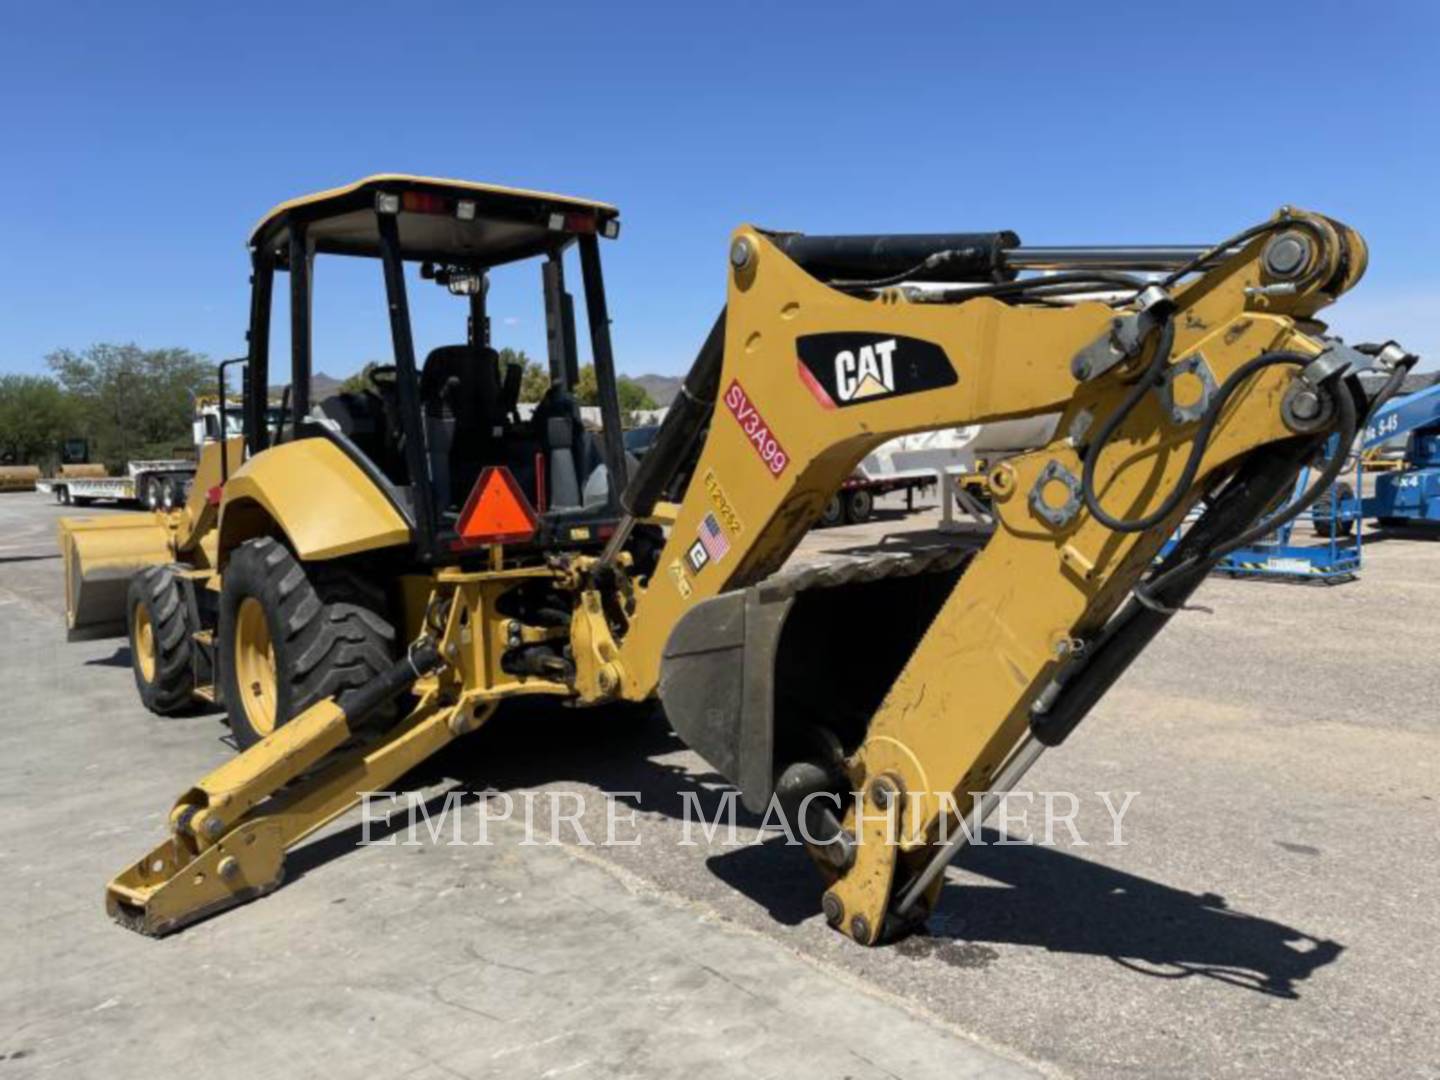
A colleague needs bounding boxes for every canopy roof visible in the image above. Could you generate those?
[250,174,619,267]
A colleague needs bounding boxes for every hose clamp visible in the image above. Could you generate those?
[1070,287,1175,382]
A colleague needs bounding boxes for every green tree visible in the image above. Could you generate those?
[339,361,383,394]
[47,344,213,469]
[573,364,658,426]
[0,375,78,465]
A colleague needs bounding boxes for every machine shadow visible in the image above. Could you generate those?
[86,645,132,668]
[1365,523,1440,543]
[922,828,1342,999]
[280,700,1339,1001]
[286,699,769,879]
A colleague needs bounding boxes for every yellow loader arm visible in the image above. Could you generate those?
[614,210,1406,944]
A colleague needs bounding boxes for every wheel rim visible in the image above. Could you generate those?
[133,602,156,683]
[234,596,278,736]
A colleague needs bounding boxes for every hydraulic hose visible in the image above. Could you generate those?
[1141,369,1359,600]
[1159,215,1330,291]
[1082,339,1322,534]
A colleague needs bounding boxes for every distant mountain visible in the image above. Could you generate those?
[631,374,683,407]
[267,371,348,401]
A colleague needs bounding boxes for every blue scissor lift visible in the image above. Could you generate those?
[1348,379,1440,527]
[1162,376,1439,582]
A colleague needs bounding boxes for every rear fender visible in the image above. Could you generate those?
[218,437,411,561]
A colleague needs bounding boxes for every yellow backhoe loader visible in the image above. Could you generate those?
[71,175,1410,944]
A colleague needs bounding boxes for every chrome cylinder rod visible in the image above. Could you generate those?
[1002,246,1227,272]
[893,732,1047,916]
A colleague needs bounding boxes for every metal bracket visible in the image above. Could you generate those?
[1029,459,1083,529]
[1070,285,1174,382]
[1157,352,1218,425]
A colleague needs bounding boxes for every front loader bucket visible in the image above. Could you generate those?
[659,547,974,813]
[59,513,173,636]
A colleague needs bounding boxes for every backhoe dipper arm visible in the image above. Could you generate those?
[629,210,1396,943]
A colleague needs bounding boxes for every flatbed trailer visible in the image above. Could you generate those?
[38,459,196,508]
[815,469,936,526]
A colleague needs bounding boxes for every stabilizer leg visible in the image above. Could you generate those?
[105,644,484,936]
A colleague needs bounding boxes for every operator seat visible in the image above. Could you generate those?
[419,345,505,509]
[530,385,588,510]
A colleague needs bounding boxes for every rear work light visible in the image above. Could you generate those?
[402,191,448,215]
[548,211,598,234]
[453,466,538,547]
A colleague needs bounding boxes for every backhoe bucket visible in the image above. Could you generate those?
[659,547,974,812]
[59,513,173,635]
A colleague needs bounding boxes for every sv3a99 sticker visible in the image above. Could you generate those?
[723,379,789,476]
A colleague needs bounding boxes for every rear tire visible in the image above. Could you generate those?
[819,494,844,528]
[141,476,160,511]
[844,488,875,524]
[54,485,69,505]
[218,537,397,750]
[127,566,196,715]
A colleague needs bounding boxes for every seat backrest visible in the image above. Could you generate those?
[531,385,585,509]
[499,359,523,423]
[420,345,507,508]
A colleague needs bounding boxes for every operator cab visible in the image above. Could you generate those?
[241,174,629,562]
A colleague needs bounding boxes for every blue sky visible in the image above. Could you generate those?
[2,2,1436,379]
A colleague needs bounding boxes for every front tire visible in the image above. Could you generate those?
[218,537,397,750]
[127,566,196,715]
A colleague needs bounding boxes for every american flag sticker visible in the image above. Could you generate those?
[697,512,731,563]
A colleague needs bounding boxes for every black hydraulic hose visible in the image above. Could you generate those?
[1200,374,1358,559]
[829,249,975,289]
[1083,341,1315,534]
[923,271,1150,303]
[1078,317,1177,532]
[1159,216,1329,290]
[1142,372,1359,599]
[1031,445,1311,747]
